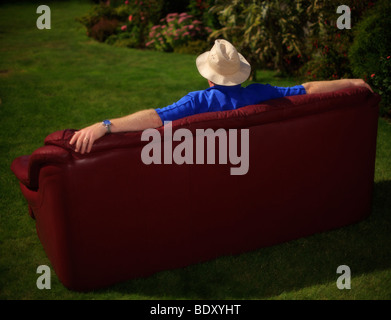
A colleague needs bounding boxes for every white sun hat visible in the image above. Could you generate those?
[196,39,251,86]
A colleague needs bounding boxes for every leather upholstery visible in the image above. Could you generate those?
[11,87,380,291]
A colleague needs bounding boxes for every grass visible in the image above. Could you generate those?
[1,0,391,300]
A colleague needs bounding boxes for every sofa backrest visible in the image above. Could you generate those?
[10,86,380,290]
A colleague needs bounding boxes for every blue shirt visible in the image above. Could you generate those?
[156,83,306,122]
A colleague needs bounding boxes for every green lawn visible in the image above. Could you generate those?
[1,1,390,300]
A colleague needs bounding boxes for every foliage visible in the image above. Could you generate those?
[209,0,375,80]
[209,0,311,79]
[116,0,165,48]
[302,0,376,81]
[76,3,119,33]
[173,39,211,55]
[349,0,391,79]
[348,0,391,116]
[368,56,391,117]
[187,0,221,30]
[88,17,120,42]
[105,27,142,48]
[301,34,351,81]
[77,0,165,48]
[146,12,213,52]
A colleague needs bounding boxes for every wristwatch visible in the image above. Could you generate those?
[102,119,112,133]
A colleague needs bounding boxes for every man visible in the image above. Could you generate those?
[70,39,373,154]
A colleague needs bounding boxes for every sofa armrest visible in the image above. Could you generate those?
[11,145,70,190]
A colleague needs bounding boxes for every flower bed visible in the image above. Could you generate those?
[77,0,213,52]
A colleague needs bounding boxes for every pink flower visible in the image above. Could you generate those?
[125,0,129,4]
[167,13,178,18]
[387,56,390,59]
[146,40,154,47]
[121,25,127,31]
[128,15,133,22]
[371,74,375,78]
[178,16,189,23]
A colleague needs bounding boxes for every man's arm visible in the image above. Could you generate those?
[302,79,373,94]
[69,108,162,154]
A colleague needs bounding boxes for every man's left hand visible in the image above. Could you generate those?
[69,122,106,154]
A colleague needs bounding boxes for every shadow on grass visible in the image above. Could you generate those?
[99,179,391,299]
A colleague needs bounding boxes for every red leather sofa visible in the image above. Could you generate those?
[11,87,380,291]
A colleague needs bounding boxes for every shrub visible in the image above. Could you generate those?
[209,0,375,80]
[348,0,391,117]
[349,0,391,79]
[301,0,376,81]
[187,0,221,30]
[76,3,119,32]
[77,0,165,48]
[106,28,141,48]
[173,39,211,55]
[301,34,352,81]
[368,56,391,117]
[146,12,212,52]
[209,0,310,79]
[88,18,119,42]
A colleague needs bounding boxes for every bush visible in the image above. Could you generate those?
[300,0,375,81]
[209,0,375,80]
[89,18,119,42]
[349,0,391,117]
[77,1,214,52]
[146,12,212,52]
[187,0,221,30]
[106,29,141,48]
[349,0,391,78]
[76,3,119,32]
[173,39,211,55]
[301,34,352,81]
[77,0,165,48]
[368,56,391,117]
[209,0,310,79]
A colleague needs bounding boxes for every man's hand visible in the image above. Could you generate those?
[69,109,163,154]
[69,122,107,154]
[302,79,374,94]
